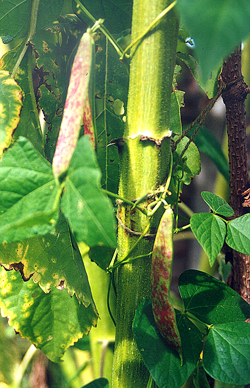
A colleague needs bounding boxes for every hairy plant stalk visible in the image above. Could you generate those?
[111,1,179,387]
[221,47,250,301]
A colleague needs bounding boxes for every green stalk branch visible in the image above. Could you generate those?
[112,1,179,387]
[11,0,40,78]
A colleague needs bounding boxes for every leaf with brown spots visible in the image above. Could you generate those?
[0,70,22,156]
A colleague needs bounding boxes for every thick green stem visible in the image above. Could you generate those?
[112,1,179,387]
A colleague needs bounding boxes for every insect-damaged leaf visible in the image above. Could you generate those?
[0,267,98,363]
[0,0,64,40]
[61,136,116,248]
[0,70,22,155]
[0,213,96,307]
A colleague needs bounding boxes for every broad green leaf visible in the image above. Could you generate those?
[0,43,44,154]
[61,136,116,248]
[226,214,250,255]
[173,135,201,185]
[0,268,97,363]
[81,378,109,388]
[178,270,250,324]
[74,0,133,34]
[203,322,250,385]
[0,0,64,40]
[0,70,22,155]
[0,137,60,244]
[133,300,203,388]
[190,213,226,266]
[201,191,234,217]
[187,125,229,183]
[170,90,185,135]
[177,0,250,80]
[0,213,97,307]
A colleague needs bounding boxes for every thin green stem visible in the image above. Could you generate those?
[178,202,194,218]
[11,0,40,78]
[101,189,147,215]
[122,0,177,59]
[74,0,124,57]
[12,344,37,388]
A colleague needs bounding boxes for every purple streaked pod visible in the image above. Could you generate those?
[52,30,94,178]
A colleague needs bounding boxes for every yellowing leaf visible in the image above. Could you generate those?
[0,70,22,155]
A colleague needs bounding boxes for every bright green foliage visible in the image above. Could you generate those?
[191,192,250,264]
[81,378,109,388]
[0,137,59,244]
[226,214,250,255]
[201,191,234,217]
[61,136,116,247]
[0,70,22,154]
[203,322,250,385]
[190,213,226,266]
[177,0,250,80]
[133,300,202,388]
[0,267,97,363]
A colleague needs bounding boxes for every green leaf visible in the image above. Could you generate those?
[0,137,60,244]
[201,191,234,217]
[226,214,250,255]
[61,136,116,248]
[74,0,133,34]
[178,270,250,324]
[173,135,201,185]
[170,90,185,135]
[0,70,22,155]
[187,125,229,183]
[0,213,97,307]
[177,0,250,80]
[0,43,44,154]
[133,300,203,388]
[0,268,97,363]
[203,322,250,385]
[0,0,64,40]
[81,378,109,388]
[190,213,226,266]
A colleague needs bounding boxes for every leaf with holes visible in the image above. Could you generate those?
[190,213,226,266]
[226,214,250,255]
[0,267,97,363]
